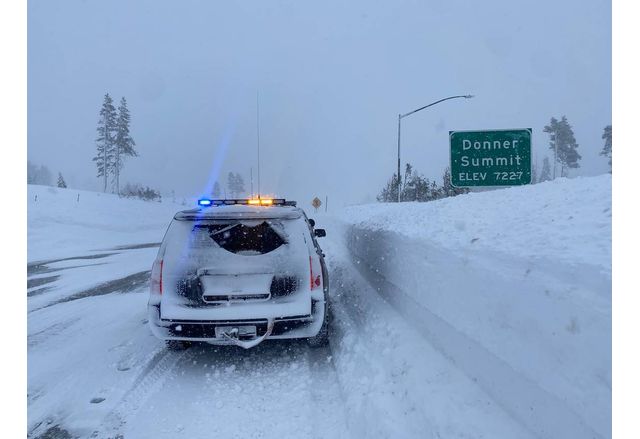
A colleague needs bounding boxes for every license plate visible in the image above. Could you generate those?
[215,325,257,339]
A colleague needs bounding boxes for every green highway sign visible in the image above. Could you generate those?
[449,128,532,187]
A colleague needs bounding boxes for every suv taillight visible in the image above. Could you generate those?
[150,259,163,295]
[309,256,321,291]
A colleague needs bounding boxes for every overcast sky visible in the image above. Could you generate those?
[28,0,611,207]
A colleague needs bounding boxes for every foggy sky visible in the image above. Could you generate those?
[28,0,612,208]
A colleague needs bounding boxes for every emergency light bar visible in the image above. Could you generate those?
[197,198,296,207]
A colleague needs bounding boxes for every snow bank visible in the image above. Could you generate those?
[27,185,188,310]
[28,185,185,262]
[338,175,611,439]
[343,175,611,273]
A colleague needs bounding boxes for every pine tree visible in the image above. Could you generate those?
[226,172,246,197]
[212,181,221,198]
[400,164,434,202]
[227,172,237,197]
[539,157,552,182]
[400,163,414,201]
[413,175,430,201]
[543,117,560,178]
[113,97,137,194]
[57,172,67,188]
[441,167,453,197]
[27,160,37,184]
[234,173,246,196]
[93,93,117,192]
[543,116,581,178]
[600,125,612,172]
[378,163,447,203]
[441,167,468,197]
[27,161,53,185]
[430,180,441,200]
[376,173,400,202]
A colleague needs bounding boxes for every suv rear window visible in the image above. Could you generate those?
[192,221,286,255]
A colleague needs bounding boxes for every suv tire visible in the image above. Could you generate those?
[307,302,330,348]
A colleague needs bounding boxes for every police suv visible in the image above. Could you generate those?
[148,198,329,349]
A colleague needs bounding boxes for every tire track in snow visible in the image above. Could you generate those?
[28,253,117,275]
[325,260,435,439]
[28,317,82,348]
[91,347,189,438]
[304,344,351,438]
[29,270,150,313]
[109,341,349,438]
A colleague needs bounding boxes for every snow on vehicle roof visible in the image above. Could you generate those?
[174,204,304,221]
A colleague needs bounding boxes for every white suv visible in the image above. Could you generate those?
[147,198,329,349]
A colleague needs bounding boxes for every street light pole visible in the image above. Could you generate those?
[396,94,474,202]
[397,113,401,202]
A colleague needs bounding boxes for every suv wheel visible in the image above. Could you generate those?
[307,303,330,348]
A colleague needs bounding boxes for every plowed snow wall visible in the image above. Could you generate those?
[346,225,610,439]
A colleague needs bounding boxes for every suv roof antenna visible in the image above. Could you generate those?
[256,90,261,199]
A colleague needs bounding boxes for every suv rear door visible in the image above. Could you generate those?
[158,214,315,321]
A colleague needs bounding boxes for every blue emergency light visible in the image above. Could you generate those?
[197,199,213,206]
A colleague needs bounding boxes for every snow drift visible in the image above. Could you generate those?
[27,184,185,262]
[338,175,611,439]
[27,177,611,439]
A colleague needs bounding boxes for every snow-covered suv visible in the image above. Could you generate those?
[148,198,329,349]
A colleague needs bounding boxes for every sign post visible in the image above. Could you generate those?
[449,129,532,187]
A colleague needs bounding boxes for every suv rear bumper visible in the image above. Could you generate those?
[148,301,325,344]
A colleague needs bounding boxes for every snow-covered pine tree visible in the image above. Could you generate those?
[234,173,246,196]
[539,157,552,182]
[212,181,221,198]
[227,172,237,198]
[113,97,138,195]
[401,163,414,201]
[57,172,67,188]
[543,117,559,178]
[430,180,441,200]
[600,125,612,172]
[93,93,117,192]
[543,116,581,178]
[376,173,400,202]
[441,167,468,197]
[27,160,37,184]
[414,176,430,202]
[441,167,453,197]
[27,161,53,185]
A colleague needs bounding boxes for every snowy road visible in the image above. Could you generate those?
[28,221,534,439]
[28,248,348,439]
[27,180,611,439]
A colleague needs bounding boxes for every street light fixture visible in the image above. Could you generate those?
[396,94,474,202]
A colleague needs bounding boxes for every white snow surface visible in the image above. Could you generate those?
[341,175,611,274]
[28,185,183,262]
[27,177,611,439]
[337,174,611,439]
